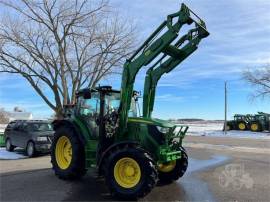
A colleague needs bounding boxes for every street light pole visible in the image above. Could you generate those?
[224,81,227,135]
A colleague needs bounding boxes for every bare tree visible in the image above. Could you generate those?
[0,108,9,124]
[243,65,270,99]
[0,0,136,117]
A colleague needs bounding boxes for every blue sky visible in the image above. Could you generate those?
[0,0,270,120]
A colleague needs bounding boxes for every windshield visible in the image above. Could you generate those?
[105,92,120,113]
[78,91,138,117]
[29,123,53,131]
[105,92,138,117]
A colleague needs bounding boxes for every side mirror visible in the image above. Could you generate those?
[82,89,92,99]
[76,89,92,99]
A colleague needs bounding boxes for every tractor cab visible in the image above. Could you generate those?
[76,86,138,118]
[74,86,139,140]
[234,114,247,121]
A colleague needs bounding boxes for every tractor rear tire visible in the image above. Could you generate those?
[51,126,86,180]
[158,150,188,183]
[104,146,158,200]
[250,122,262,132]
[237,122,246,131]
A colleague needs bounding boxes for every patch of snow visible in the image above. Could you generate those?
[184,143,270,154]
[0,148,28,160]
[186,122,270,139]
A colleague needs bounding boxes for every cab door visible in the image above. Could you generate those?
[78,92,100,138]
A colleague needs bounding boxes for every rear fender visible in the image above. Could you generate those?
[52,119,86,145]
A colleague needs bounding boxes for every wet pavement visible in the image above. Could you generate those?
[1,136,270,201]
[0,151,229,201]
[143,155,229,202]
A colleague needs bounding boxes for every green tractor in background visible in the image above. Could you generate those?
[248,112,270,132]
[226,114,249,131]
[50,4,209,199]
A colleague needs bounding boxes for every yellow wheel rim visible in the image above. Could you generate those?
[114,157,141,188]
[251,123,258,131]
[158,160,176,173]
[239,123,246,130]
[55,136,72,170]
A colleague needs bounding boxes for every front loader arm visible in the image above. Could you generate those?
[117,3,205,137]
[143,25,209,117]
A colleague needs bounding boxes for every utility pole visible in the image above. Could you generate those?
[224,81,227,135]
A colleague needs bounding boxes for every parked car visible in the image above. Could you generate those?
[4,120,54,157]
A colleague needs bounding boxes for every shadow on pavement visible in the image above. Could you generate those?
[1,155,229,201]
[0,167,190,201]
[0,167,114,201]
[64,172,113,201]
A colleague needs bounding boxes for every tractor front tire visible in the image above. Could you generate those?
[104,146,158,200]
[51,126,86,180]
[158,150,188,183]
[237,122,246,131]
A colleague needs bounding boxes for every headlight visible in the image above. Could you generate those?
[156,126,170,133]
[37,136,47,141]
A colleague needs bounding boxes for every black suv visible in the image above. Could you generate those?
[4,120,54,157]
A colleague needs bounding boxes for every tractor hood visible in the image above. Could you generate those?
[128,117,174,128]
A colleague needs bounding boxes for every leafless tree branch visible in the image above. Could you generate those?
[0,0,136,117]
[242,64,270,100]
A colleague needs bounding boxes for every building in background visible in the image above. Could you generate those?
[0,107,33,122]
[7,111,33,121]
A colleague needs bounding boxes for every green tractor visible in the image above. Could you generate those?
[248,112,270,132]
[226,114,249,131]
[51,4,209,199]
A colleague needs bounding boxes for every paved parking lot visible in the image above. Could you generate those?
[1,136,270,201]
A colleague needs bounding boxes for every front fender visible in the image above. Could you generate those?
[52,119,87,145]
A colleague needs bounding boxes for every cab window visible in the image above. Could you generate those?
[78,92,100,138]
[79,92,100,117]
[105,92,120,114]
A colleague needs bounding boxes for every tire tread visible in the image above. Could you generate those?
[104,145,157,200]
